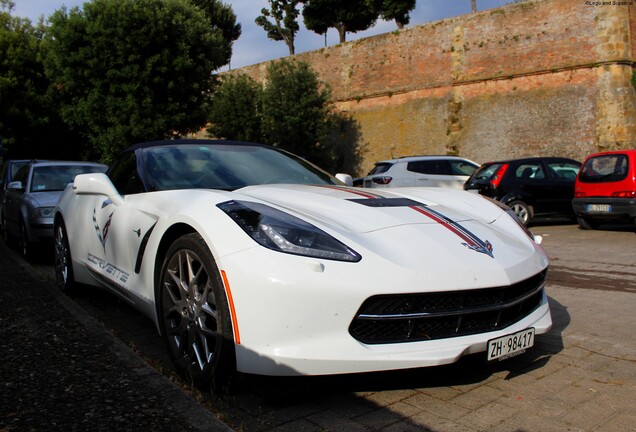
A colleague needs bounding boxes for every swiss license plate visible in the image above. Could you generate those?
[487,328,535,362]
[586,204,611,213]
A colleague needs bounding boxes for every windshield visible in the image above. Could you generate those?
[142,144,339,191]
[367,163,393,175]
[473,163,504,180]
[579,154,628,183]
[31,164,107,192]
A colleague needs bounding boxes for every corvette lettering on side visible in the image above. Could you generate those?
[87,253,129,283]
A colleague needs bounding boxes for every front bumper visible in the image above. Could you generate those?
[219,237,551,376]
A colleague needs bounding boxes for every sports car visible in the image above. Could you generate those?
[54,139,552,389]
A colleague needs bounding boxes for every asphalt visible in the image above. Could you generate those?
[2,223,635,431]
[0,239,231,432]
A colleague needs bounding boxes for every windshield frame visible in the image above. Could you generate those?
[139,143,341,192]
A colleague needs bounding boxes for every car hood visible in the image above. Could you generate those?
[226,184,544,283]
[27,191,63,208]
[235,184,503,233]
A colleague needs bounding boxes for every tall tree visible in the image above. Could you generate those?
[43,0,229,162]
[261,60,332,164]
[302,0,379,44]
[377,0,416,29]
[255,0,300,55]
[189,0,241,66]
[0,0,71,158]
[208,73,263,142]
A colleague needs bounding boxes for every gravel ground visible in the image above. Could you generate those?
[0,240,231,432]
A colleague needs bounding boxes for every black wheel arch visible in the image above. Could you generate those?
[500,192,535,208]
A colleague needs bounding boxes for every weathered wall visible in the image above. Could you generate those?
[239,0,636,175]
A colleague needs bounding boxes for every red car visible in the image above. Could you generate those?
[572,149,636,230]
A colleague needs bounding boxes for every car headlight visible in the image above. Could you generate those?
[32,207,55,219]
[218,200,362,262]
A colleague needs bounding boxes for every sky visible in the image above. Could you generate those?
[13,0,511,70]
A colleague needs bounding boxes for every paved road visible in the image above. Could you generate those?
[12,222,636,431]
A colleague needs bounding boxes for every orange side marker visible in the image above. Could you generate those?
[221,270,241,345]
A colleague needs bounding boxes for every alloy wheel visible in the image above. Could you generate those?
[160,240,230,388]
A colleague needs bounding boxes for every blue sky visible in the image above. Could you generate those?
[13,0,511,69]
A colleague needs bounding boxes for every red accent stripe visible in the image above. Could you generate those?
[409,206,478,247]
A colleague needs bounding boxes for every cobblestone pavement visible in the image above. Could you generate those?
[13,222,636,431]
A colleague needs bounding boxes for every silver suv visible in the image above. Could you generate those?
[362,156,479,189]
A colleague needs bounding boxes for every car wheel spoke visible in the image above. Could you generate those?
[162,244,222,381]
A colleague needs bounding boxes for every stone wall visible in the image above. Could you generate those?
[238,0,636,175]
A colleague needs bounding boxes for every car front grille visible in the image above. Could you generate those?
[349,269,547,344]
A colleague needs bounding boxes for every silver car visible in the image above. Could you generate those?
[2,160,107,258]
[362,155,480,189]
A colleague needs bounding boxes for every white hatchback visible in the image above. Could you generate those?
[363,155,480,189]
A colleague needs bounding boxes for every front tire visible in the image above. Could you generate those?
[507,200,533,226]
[54,220,76,293]
[19,219,33,260]
[159,233,236,390]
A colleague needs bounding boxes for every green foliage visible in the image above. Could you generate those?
[42,0,230,162]
[632,69,636,92]
[377,0,416,28]
[208,74,263,142]
[0,2,76,159]
[255,0,301,55]
[302,0,379,43]
[209,60,364,174]
[189,0,241,65]
[261,60,332,165]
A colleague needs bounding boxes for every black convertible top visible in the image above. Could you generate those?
[123,139,271,154]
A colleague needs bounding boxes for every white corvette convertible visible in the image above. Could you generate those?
[54,139,552,389]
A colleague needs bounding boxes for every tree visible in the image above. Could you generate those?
[43,0,230,162]
[302,0,379,44]
[261,60,332,165]
[0,0,74,159]
[189,0,241,66]
[208,73,263,142]
[255,0,300,55]
[378,0,416,29]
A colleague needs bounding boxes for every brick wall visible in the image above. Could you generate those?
[239,0,636,175]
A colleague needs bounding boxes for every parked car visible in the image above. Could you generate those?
[464,157,581,226]
[1,159,33,219]
[362,155,480,189]
[54,139,551,390]
[572,149,636,230]
[2,160,107,258]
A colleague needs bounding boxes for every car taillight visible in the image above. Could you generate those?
[574,192,586,198]
[612,191,636,198]
[372,176,392,185]
[489,164,508,189]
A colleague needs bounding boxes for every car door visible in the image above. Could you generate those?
[84,152,143,294]
[511,162,552,214]
[544,159,581,215]
[408,160,446,187]
[3,165,30,235]
[102,151,159,296]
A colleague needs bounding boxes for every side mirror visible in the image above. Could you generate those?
[335,173,353,187]
[7,181,23,190]
[73,173,124,206]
